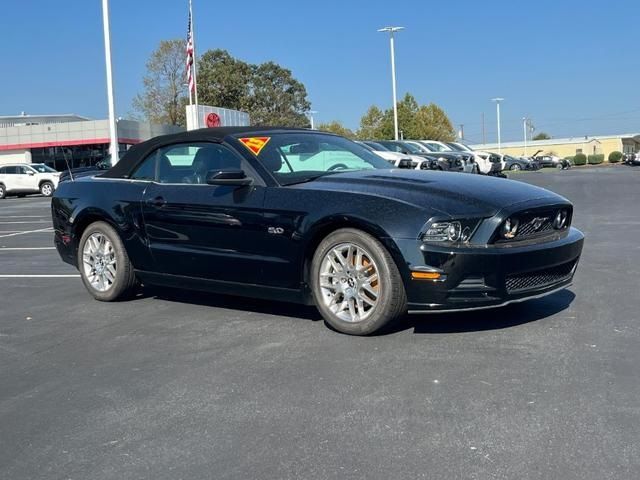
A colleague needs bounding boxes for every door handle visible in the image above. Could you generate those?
[147,196,166,208]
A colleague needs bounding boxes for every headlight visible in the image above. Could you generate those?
[501,217,519,239]
[553,209,569,229]
[423,219,479,244]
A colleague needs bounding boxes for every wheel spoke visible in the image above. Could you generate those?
[347,298,358,322]
[362,283,378,299]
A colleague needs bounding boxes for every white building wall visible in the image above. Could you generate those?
[0,149,29,165]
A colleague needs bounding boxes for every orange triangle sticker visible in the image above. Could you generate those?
[239,137,271,156]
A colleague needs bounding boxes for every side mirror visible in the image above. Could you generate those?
[206,169,253,186]
[27,170,35,176]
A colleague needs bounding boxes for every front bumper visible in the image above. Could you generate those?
[389,227,584,312]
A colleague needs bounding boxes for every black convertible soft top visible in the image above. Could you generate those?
[101,126,311,178]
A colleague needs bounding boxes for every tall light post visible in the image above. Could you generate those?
[307,110,318,130]
[523,117,528,156]
[491,98,504,154]
[378,26,404,140]
[101,0,119,164]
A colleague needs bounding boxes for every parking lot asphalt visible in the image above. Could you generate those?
[1,167,639,480]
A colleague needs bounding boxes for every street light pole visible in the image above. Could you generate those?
[307,110,318,130]
[378,26,404,140]
[101,0,119,164]
[492,98,504,154]
[523,117,528,157]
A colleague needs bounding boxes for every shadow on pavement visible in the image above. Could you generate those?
[144,286,323,322]
[142,285,575,335]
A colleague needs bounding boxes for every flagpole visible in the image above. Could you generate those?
[101,0,119,164]
[189,0,199,127]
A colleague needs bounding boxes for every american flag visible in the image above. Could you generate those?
[186,9,195,94]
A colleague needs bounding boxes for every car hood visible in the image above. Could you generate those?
[291,169,565,217]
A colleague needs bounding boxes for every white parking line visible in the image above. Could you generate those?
[0,221,51,224]
[0,216,48,219]
[0,247,56,251]
[0,227,54,238]
[0,274,80,278]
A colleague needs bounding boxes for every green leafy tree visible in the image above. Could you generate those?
[356,106,386,139]
[248,61,311,127]
[197,49,253,111]
[317,121,355,138]
[196,52,310,127]
[533,132,551,140]
[133,39,188,126]
[356,94,455,141]
[412,103,456,141]
[396,93,420,138]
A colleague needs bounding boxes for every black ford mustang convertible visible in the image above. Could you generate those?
[52,127,584,335]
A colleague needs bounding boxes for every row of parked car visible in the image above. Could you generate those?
[356,140,549,176]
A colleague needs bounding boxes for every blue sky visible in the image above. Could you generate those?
[2,0,638,142]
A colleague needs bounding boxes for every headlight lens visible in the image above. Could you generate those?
[501,217,519,239]
[423,219,479,244]
[553,209,569,229]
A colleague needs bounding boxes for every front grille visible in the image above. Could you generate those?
[515,214,554,238]
[494,207,571,244]
[505,260,576,293]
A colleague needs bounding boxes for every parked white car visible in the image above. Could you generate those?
[356,141,423,169]
[0,163,60,199]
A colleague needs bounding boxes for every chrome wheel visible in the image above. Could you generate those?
[82,232,116,292]
[41,183,53,196]
[319,242,380,323]
[510,164,521,171]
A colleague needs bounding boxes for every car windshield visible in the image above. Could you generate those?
[246,132,390,185]
[446,142,472,152]
[397,142,422,154]
[30,164,56,173]
[422,142,450,152]
[365,141,389,151]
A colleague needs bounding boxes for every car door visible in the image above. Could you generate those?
[1,166,20,191]
[17,165,39,191]
[134,141,269,284]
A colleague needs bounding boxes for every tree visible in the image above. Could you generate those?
[396,93,420,139]
[133,39,188,126]
[412,103,456,141]
[356,106,385,139]
[317,121,355,138]
[197,49,252,112]
[533,132,551,140]
[136,44,311,128]
[356,94,455,141]
[248,61,311,127]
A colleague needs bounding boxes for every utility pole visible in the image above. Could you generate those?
[458,124,465,140]
[481,113,486,144]
[101,0,119,164]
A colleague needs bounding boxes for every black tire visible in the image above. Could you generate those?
[40,181,54,196]
[0,184,5,199]
[310,228,407,335]
[77,221,138,301]
[509,164,522,171]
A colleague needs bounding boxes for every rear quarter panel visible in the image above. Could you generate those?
[52,177,153,270]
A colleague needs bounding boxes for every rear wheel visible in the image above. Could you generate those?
[509,163,522,171]
[0,184,5,199]
[40,181,54,196]
[77,221,137,301]
[311,228,407,335]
